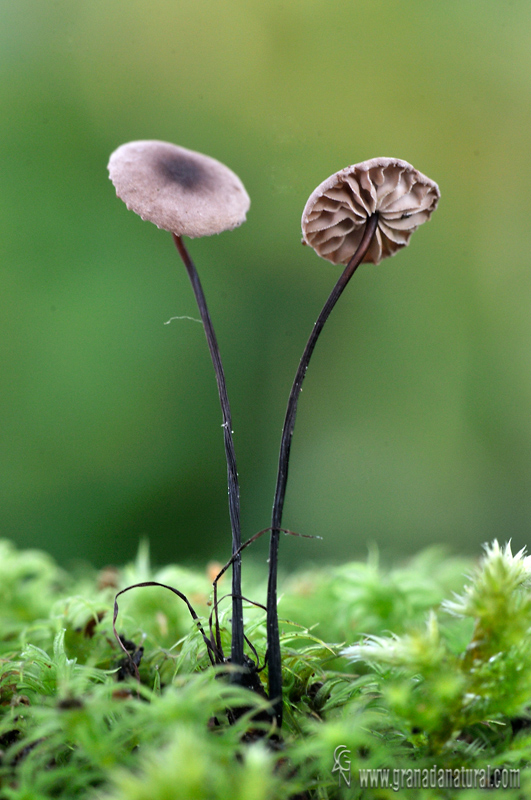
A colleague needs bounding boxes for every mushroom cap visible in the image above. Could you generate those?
[108,140,250,238]
[301,157,440,265]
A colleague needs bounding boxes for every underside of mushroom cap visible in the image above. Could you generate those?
[301,157,440,265]
[108,140,250,238]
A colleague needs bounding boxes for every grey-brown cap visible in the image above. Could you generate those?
[301,158,440,265]
[108,140,250,238]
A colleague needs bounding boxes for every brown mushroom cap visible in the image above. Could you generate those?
[108,140,250,238]
[301,157,440,265]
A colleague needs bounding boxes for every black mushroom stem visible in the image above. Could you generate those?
[267,213,379,726]
[173,233,244,677]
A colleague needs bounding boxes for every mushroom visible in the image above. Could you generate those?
[108,140,249,675]
[301,157,440,265]
[266,159,439,727]
[108,140,250,238]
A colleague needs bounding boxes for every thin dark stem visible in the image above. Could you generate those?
[172,234,244,676]
[266,214,379,726]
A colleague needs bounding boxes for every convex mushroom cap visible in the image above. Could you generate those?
[108,140,250,238]
[301,157,440,265]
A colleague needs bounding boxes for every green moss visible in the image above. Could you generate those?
[1,539,530,799]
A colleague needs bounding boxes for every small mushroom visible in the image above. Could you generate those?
[301,157,440,265]
[267,159,439,727]
[108,140,248,676]
[108,140,250,238]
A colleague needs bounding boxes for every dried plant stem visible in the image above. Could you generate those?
[267,213,379,726]
[172,234,244,675]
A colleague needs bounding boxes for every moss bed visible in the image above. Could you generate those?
[1,538,530,799]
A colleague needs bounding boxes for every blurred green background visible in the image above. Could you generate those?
[1,0,531,570]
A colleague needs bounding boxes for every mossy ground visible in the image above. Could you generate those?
[1,539,530,799]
